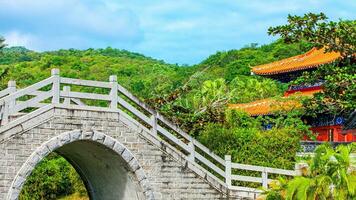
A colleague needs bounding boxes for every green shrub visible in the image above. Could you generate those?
[263,143,356,200]
[20,153,87,200]
[199,124,299,169]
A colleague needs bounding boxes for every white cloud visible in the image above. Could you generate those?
[237,0,302,14]
[0,0,143,50]
[4,31,37,48]
[0,0,355,64]
[163,20,197,31]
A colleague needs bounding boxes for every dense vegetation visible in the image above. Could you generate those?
[268,12,355,56]
[263,13,356,200]
[0,40,310,198]
[269,13,356,119]
[1,12,354,199]
[0,36,5,49]
[0,46,195,100]
[156,41,312,134]
[19,153,87,200]
[263,143,356,200]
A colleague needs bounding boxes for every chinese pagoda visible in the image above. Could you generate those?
[229,47,356,142]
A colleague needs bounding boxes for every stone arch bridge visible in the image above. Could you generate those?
[0,69,299,200]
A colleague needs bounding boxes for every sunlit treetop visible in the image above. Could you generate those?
[268,12,356,57]
[0,36,6,50]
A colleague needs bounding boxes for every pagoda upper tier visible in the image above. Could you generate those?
[252,47,341,76]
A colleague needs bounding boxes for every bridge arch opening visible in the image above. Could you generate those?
[8,130,153,200]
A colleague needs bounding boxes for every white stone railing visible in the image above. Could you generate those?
[226,156,298,189]
[0,68,299,190]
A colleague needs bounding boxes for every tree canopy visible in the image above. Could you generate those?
[268,12,356,57]
[0,36,6,50]
[263,143,356,200]
[268,13,356,118]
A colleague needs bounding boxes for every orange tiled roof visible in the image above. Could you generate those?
[228,89,322,116]
[284,88,323,97]
[252,47,341,75]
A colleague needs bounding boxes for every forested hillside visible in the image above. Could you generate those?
[0,47,195,100]
[0,40,312,136]
[0,41,311,99]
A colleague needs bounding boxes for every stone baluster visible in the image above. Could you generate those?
[109,75,118,109]
[51,68,60,104]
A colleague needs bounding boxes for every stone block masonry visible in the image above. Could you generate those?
[0,107,234,200]
[0,70,275,199]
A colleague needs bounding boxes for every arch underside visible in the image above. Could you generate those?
[57,140,145,200]
[8,130,151,200]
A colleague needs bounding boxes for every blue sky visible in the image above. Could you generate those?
[0,1,355,64]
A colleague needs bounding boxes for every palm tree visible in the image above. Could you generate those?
[0,36,6,50]
[263,143,356,200]
[193,78,230,113]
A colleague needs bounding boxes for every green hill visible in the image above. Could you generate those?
[1,41,314,199]
[0,40,310,100]
[0,47,195,100]
[0,40,311,132]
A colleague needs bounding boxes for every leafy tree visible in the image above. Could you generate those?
[295,63,356,118]
[268,12,356,57]
[269,13,356,118]
[0,36,7,58]
[160,74,285,135]
[199,110,301,170]
[192,78,230,113]
[0,46,35,65]
[229,76,285,103]
[0,36,5,50]
[263,143,356,200]
[20,153,87,200]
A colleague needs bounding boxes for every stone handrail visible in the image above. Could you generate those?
[0,68,298,190]
[300,141,352,153]
[226,155,298,189]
